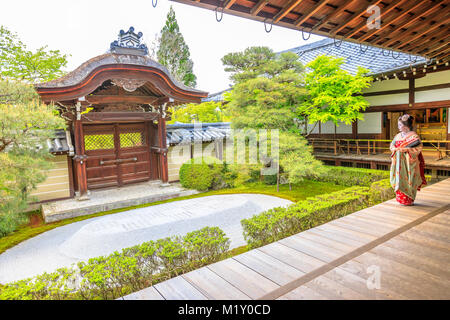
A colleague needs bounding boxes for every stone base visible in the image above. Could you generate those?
[41,181,199,223]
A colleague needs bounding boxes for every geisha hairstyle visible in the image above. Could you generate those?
[398,114,414,130]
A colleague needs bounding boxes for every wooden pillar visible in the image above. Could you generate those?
[409,78,415,109]
[158,115,169,183]
[72,114,89,199]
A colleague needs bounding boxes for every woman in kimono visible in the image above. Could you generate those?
[390,114,427,205]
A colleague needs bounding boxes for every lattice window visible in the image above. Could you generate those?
[84,134,115,150]
[120,132,145,148]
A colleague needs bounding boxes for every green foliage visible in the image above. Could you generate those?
[311,165,390,187]
[179,157,224,191]
[0,25,68,83]
[0,80,65,237]
[241,186,371,248]
[0,226,230,300]
[368,178,395,205]
[168,101,230,124]
[300,55,372,132]
[156,7,197,87]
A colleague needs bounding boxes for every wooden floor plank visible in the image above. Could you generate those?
[353,251,450,299]
[413,221,450,241]
[346,213,406,228]
[301,275,370,300]
[182,268,251,300]
[332,216,394,235]
[406,224,450,243]
[277,285,328,300]
[257,242,325,274]
[279,235,344,263]
[382,236,450,263]
[297,230,358,252]
[328,219,390,237]
[206,258,279,299]
[356,208,416,223]
[320,265,407,300]
[336,259,427,299]
[233,250,306,286]
[369,243,450,280]
[397,229,450,253]
[153,276,208,300]
[315,223,377,242]
[122,286,165,300]
[307,227,367,247]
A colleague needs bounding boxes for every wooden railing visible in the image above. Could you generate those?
[307,138,450,160]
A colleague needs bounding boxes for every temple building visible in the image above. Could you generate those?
[33,27,209,202]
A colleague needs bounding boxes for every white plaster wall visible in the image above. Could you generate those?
[365,93,409,106]
[307,122,319,134]
[357,112,382,134]
[415,88,450,103]
[321,121,335,134]
[415,70,450,87]
[363,78,409,93]
[336,121,352,134]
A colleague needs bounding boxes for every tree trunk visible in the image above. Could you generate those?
[277,172,280,192]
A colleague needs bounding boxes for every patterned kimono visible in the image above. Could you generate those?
[390,131,427,205]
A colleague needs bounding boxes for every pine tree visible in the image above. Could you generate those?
[156,6,197,88]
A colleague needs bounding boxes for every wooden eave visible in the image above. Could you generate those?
[169,0,450,66]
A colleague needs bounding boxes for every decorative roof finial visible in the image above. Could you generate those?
[110,26,148,55]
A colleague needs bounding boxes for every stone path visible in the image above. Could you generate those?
[0,194,292,284]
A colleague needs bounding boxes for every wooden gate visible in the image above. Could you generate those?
[83,122,155,189]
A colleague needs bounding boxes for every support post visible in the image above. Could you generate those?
[72,103,89,200]
[157,104,169,185]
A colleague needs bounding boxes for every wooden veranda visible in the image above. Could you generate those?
[122,178,450,300]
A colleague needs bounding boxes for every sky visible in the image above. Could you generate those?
[0,0,324,94]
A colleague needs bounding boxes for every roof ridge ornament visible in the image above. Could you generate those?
[110,26,149,56]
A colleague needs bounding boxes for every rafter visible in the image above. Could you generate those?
[273,0,305,23]
[420,38,450,56]
[430,47,450,59]
[358,1,425,42]
[388,12,450,49]
[294,0,330,27]
[375,1,444,45]
[313,0,354,31]
[345,0,409,39]
[405,29,450,54]
[250,0,268,16]
[330,0,383,35]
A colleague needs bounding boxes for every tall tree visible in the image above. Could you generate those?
[0,80,65,237]
[0,26,69,83]
[156,6,197,88]
[299,55,372,135]
[222,47,324,187]
[168,101,229,124]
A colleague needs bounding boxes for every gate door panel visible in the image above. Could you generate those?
[117,123,151,185]
[84,124,119,189]
[83,123,152,189]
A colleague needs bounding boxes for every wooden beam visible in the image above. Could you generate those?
[429,46,450,59]
[295,0,330,27]
[251,0,269,16]
[86,95,159,105]
[273,0,305,23]
[419,36,450,55]
[376,1,445,46]
[392,14,450,50]
[409,30,450,55]
[81,112,160,122]
[313,0,354,31]
[427,43,450,58]
[345,0,409,39]
[330,0,383,35]
[224,0,236,9]
[358,1,425,42]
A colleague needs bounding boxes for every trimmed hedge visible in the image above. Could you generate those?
[0,226,230,300]
[179,157,224,191]
[241,186,371,248]
[313,166,390,187]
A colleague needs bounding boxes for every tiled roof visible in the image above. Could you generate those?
[279,38,427,76]
[166,122,231,145]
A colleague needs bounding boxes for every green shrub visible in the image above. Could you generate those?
[241,186,370,248]
[0,226,230,300]
[312,166,390,187]
[179,157,223,191]
[263,173,278,185]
